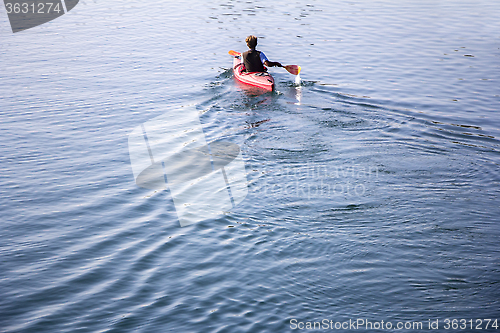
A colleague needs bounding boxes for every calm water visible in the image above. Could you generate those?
[1,0,499,332]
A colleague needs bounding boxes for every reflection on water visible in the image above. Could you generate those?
[294,84,302,105]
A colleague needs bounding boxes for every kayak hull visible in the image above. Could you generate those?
[233,56,274,91]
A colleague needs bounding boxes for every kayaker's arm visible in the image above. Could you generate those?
[264,60,283,68]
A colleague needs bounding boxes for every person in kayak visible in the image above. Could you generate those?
[242,35,282,72]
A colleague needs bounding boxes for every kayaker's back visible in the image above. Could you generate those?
[242,50,265,73]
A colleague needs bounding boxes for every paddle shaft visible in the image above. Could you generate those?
[228,50,300,75]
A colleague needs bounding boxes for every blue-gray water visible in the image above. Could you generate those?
[1,0,499,332]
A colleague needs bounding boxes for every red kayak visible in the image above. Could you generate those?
[233,55,274,91]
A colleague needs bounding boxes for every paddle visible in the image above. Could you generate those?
[228,50,301,75]
[284,65,301,75]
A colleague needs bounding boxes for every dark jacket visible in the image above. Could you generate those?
[242,50,265,72]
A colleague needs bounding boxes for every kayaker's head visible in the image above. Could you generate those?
[245,35,258,50]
